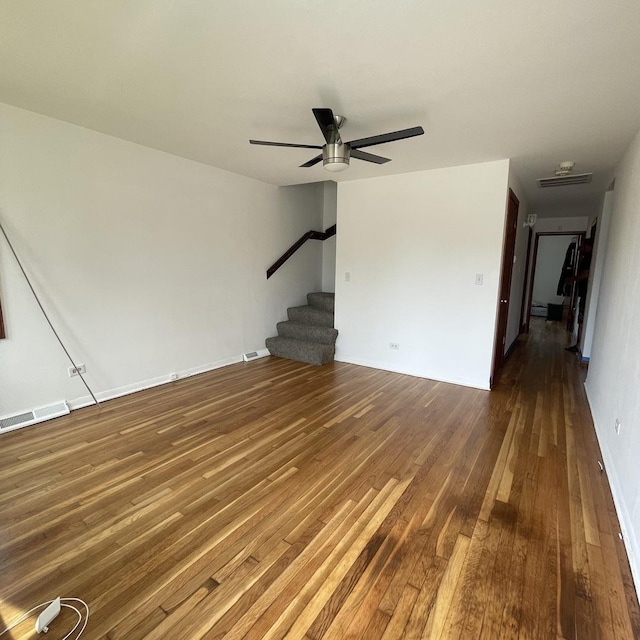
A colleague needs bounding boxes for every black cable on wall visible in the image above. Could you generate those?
[0,219,99,406]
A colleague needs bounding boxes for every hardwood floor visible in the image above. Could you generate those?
[1,318,638,639]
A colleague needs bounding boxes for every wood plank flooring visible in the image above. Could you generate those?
[1,318,639,639]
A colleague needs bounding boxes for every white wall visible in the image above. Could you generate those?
[0,103,323,417]
[585,127,640,593]
[504,170,532,352]
[531,235,574,306]
[335,160,510,390]
[321,181,337,293]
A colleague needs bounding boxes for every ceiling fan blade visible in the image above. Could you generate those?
[350,149,391,165]
[300,154,323,168]
[250,140,322,149]
[313,108,341,145]
[348,126,424,150]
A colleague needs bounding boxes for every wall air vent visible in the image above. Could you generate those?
[243,349,269,362]
[537,173,593,188]
[0,401,70,434]
[0,411,34,430]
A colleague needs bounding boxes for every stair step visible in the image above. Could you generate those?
[307,292,335,313]
[277,321,338,345]
[287,305,334,327]
[266,337,335,366]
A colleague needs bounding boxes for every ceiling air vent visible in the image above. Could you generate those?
[537,173,593,188]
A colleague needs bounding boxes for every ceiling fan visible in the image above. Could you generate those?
[250,108,424,172]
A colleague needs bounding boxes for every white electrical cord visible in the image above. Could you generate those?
[0,597,89,638]
[60,599,89,640]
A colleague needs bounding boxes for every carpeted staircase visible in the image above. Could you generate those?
[266,292,337,365]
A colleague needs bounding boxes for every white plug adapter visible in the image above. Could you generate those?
[35,597,61,633]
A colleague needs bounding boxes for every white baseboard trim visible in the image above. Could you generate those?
[67,355,244,409]
[4,351,271,433]
[333,354,491,391]
[584,382,639,598]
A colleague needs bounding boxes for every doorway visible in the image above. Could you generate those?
[524,231,586,334]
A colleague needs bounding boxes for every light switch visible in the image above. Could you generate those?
[475,274,483,285]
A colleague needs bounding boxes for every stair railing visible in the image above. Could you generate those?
[267,224,336,279]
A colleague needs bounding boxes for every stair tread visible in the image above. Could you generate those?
[277,320,338,344]
[266,336,334,366]
[267,336,330,347]
[287,305,334,327]
[307,292,335,313]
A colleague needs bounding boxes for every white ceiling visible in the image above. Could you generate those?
[2,1,640,218]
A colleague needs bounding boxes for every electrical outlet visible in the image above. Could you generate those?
[345,272,351,282]
[475,274,483,285]
[68,364,86,377]
[389,343,400,350]
[170,373,178,381]
[615,418,621,435]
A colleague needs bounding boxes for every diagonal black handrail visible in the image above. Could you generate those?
[267,224,336,279]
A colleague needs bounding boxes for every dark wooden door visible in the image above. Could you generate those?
[491,189,519,385]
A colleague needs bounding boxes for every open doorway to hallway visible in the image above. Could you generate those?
[525,231,586,337]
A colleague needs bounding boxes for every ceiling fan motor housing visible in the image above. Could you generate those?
[323,142,351,171]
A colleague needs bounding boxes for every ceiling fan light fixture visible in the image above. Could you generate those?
[323,159,349,172]
[555,161,575,176]
[322,142,350,172]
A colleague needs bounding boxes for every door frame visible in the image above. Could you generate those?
[518,227,533,333]
[491,189,519,387]
[524,230,585,333]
